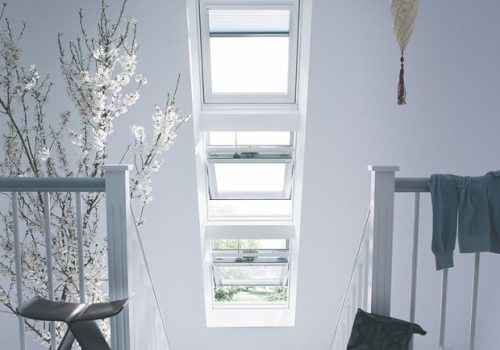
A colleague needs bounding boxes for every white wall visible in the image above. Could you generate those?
[1,0,500,349]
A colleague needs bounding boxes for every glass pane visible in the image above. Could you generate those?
[209,36,289,93]
[217,265,286,284]
[214,286,288,303]
[209,9,290,34]
[212,239,287,250]
[208,199,293,218]
[214,163,286,194]
[208,132,292,146]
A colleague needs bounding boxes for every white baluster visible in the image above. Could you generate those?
[42,192,56,350]
[75,192,86,303]
[11,192,26,349]
[439,268,449,348]
[409,193,420,350]
[469,253,480,350]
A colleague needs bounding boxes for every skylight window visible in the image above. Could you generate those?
[212,238,289,304]
[206,147,294,200]
[200,5,299,103]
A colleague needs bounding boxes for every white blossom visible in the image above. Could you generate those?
[38,146,50,161]
[123,91,139,106]
[130,124,145,142]
[135,74,147,85]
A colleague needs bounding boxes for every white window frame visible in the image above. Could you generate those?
[199,1,300,104]
[206,146,295,200]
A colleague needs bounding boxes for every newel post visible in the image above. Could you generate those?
[368,165,399,316]
[103,165,132,350]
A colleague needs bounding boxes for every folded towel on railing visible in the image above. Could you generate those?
[430,171,500,270]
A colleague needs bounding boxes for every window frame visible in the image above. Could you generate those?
[212,247,290,287]
[205,146,295,200]
[199,2,300,104]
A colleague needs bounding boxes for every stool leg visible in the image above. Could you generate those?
[70,320,110,350]
[58,328,75,350]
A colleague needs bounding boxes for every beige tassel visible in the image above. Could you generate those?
[397,54,406,105]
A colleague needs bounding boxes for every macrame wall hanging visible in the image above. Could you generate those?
[391,0,419,105]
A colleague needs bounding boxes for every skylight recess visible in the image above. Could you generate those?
[200,5,299,103]
[187,0,310,326]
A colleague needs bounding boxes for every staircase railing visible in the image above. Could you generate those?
[127,207,171,349]
[0,165,170,349]
[329,208,372,350]
[330,166,483,350]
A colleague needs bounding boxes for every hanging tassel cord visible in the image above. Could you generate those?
[397,54,407,105]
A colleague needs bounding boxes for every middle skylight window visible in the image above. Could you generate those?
[206,147,294,200]
[200,4,299,104]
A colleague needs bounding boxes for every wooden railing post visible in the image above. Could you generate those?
[368,165,399,316]
[103,165,132,350]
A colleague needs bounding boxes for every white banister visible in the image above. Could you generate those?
[42,192,56,350]
[368,165,399,316]
[11,192,26,350]
[103,165,132,350]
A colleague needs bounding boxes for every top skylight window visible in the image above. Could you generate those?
[200,3,299,104]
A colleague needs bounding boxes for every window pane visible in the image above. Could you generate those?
[209,9,290,34]
[210,36,289,93]
[212,239,287,250]
[208,199,293,218]
[214,163,286,193]
[208,132,292,146]
[216,265,286,285]
[214,286,287,303]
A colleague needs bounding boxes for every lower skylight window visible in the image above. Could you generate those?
[211,239,289,304]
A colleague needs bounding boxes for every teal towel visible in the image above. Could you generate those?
[430,171,500,271]
[458,171,500,254]
[429,174,460,270]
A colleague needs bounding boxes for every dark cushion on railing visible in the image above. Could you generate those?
[347,309,426,350]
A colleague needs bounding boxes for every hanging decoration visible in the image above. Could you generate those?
[391,0,419,105]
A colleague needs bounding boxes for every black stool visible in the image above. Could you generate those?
[17,296,128,350]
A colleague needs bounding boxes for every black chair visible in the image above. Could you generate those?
[17,296,128,350]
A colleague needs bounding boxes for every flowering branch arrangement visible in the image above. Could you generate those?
[0,0,190,346]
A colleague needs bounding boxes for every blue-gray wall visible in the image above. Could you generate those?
[1,0,499,349]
